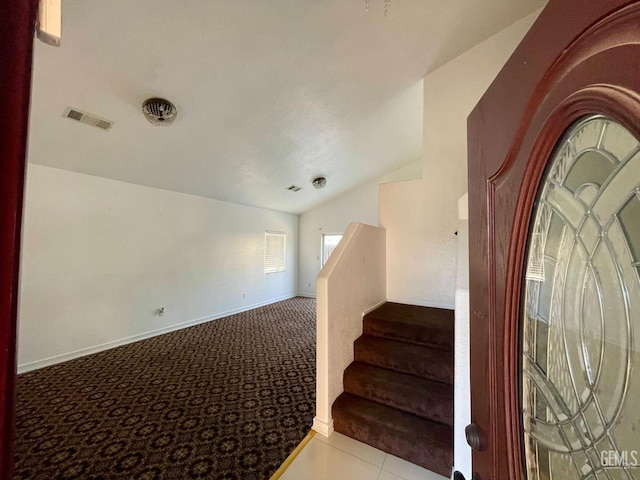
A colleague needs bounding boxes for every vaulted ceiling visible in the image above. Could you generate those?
[28,0,543,214]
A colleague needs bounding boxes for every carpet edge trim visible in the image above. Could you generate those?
[269,430,316,480]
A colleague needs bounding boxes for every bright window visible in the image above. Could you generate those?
[265,231,286,273]
[321,234,343,267]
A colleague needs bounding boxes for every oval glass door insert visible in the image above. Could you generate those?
[522,115,640,479]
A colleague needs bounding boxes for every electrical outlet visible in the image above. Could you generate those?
[308,282,311,288]
[242,293,246,299]
[158,307,165,317]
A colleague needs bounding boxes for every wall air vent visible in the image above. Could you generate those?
[288,185,302,192]
[63,107,114,131]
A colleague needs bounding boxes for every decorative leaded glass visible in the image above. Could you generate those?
[522,115,640,480]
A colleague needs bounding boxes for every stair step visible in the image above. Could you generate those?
[364,302,454,350]
[343,362,453,426]
[354,335,453,384]
[332,392,453,477]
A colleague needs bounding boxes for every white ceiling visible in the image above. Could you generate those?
[28,0,543,214]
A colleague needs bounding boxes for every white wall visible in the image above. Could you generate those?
[313,222,386,436]
[454,193,471,479]
[18,164,299,371]
[298,160,421,297]
[380,11,540,309]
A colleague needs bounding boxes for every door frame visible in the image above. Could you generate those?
[0,1,38,478]
[468,0,640,478]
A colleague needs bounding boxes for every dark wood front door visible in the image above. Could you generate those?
[468,1,640,479]
[0,1,38,479]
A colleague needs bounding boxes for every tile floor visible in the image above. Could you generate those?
[279,431,450,480]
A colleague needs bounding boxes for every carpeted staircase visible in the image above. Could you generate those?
[331,302,454,477]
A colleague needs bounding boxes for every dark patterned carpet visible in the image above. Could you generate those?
[14,297,316,480]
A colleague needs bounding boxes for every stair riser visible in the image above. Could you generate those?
[363,303,454,349]
[354,339,453,384]
[333,418,451,477]
[332,404,452,477]
[364,317,453,350]
[343,372,453,426]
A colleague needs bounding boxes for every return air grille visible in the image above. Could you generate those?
[66,109,83,121]
[63,107,114,131]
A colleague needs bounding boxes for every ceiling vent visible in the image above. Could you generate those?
[142,98,177,126]
[287,185,301,192]
[63,107,114,131]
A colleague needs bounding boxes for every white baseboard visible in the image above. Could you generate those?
[18,294,296,374]
[386,297,455,310]
[296,293,316,299]
[363,298,387,316]
[312,417,334,437]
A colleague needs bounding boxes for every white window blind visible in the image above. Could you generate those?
[265,231,286,273]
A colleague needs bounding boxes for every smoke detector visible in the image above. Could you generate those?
[312,177,327,189]
[142,98,177,126]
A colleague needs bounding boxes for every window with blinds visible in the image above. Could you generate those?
[264,231,286,274]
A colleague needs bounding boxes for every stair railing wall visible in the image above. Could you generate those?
[313,222,386,436]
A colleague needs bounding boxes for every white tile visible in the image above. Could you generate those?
[382,454,449,480]
[314,432,387,467]
[378,470,406,480]
[280,437,381,480]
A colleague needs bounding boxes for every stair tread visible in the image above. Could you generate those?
[367,302,454,324]
[332,392,453,477]
[364,303,454,349]
[355,335,453,384]
[344,362,453,425]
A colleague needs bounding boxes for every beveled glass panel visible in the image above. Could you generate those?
[619,194,640,261]
[602,121,638,162]
[565,150,615,193]
[522,116,640,480]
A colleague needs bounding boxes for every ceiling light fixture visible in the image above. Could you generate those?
[36,0,62,46]
[312,177,327,189]
[142,98,178,126]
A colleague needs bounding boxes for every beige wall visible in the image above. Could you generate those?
[19,165,298,371]
[313,223,386,435]
[380,11,540,309]
[298,160,421,297]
